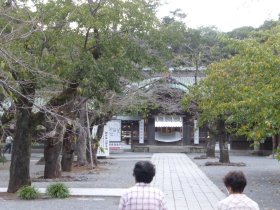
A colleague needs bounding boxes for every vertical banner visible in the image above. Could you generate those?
[194,120,199,145]
[96,125,110,157]
[139,119,144,144]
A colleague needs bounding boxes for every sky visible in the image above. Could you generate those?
[158,0,280,32]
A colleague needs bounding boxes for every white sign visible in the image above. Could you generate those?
[107,120,121,142]
[95,120,121,156]
[194,120,199,145]
[96,125,110,157]
[139,119,144,144]
[109,142,131,151]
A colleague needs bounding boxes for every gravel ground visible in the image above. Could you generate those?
[0,152,152,210]
[188,153,280,210]
[0,196,120,210]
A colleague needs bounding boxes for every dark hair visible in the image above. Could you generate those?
[223,171,247,193]
[133,161,155,183]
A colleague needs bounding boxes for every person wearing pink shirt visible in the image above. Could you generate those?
[217,171,259,210]
[119,161,167,210]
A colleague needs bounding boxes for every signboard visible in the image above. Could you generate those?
[109,142,131,151]
[139,119,144,144]
[95,120,121,156]
[107,120,121,142]
[194,120,199,145]
[96,125,110,157]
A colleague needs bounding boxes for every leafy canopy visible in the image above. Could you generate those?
[1,0,171,101]
[183,25,280,143]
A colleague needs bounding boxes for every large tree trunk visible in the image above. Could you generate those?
[44,123,66,178]
[272,135,280,159]
[8,82,35,193]
[92,124,104,167]
[61,125,75,171]
[277,135,280,149]
[77,126,87,165]
[76,105,87,166]
[217,119,230,163]
[42,83,79,178]
[86,139,91,164]
[218,134,230,163]
[92,140,98,167]
[8,110,33,192]
[6,82,78,185]
[206,132,216,158]
[272,135,276,159]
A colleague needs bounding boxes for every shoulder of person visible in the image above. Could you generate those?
[217,196,232,206]
[245,199,259,210]
[121,185,137,195]
[152,187,165,196]
[246,196,259,209]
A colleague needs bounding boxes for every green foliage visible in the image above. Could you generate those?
[1,0,171,102]
[99,146,105,153]
[167,25,230,68]
[227,26,256,40]
[276,148,280,160]
[0,155,7,163]
[0,144,6,163]
[258,19,280,31]
[46,183,70,199]
[17,186,40,200]
[124,101,160,118]
[183,25,280,149]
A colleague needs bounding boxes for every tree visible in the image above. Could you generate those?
[183,25,280,161]
[114,76,188,126]
[168,26,230,82]
[258,19,280,31]
[1,0,171,192]
[227,26,256,40]
[183,83,231,163]
[1,0,42,191]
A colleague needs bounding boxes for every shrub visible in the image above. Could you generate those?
[46,183,70,198]
[17,186,40,200]
[0,155,7,163]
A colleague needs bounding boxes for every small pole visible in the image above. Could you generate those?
[86,102,94,170]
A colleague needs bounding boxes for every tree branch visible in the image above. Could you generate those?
[87,0,103,16]
[84,28,91,50]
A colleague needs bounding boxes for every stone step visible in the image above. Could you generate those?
[133,145,205,153]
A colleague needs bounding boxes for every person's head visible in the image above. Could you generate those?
[133,161,155,184]
[223,171,247,194]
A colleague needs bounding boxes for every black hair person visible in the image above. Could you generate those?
[133,161,156,184]
[223,171,247,193]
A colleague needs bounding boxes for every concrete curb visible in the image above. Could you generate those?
[0,187,125,197]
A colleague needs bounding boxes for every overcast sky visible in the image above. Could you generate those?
[158,0,280,32]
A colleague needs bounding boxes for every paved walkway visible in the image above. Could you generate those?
[152,153,225,210]
[0,153,225,210]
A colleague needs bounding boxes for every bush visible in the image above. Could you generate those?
[0,155,7,163]
[46,183,70,198]
[17,186,40,200]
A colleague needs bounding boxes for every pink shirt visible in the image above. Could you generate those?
[217,194,259,210]
[119,183,167,210]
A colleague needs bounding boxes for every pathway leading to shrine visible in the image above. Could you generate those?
[152,153,225,210]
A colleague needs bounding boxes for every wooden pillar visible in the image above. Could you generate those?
[183,117,191,145]
[147,117,155,145]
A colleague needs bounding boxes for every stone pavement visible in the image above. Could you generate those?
[0,153,225,210]
[152,153,225,210]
